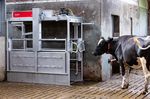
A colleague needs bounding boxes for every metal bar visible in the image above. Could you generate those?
[70,38,78,40]
[39,49,66,52]
[80,53,83,81]
[67,18,70,85]
[11,49,33,51]
[81,23,83,81]
[40,49,66,51]
[7,70,68,75]
[22,32,33,35]
[6,0,80,5]
[6,20,10,71]
[23,39,26,50]
[39,20,42,51]
[74,23,79,75]
[81,23,83,39]
[8,18,33,22]
[11,22,23,25]
[70,59,78,61]
[11,39,33,40]
[40,39,66,41]
[21,22,26,50]
[43,16,82,22]
[82,23,94,25]
[42,17,66,21]
[8,39,12,51]
[33,8,41,72]
[25,48,33,50]
[21,22,24,38]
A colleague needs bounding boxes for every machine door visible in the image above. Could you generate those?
[69,22,85,82]
[8,21,34,72]
[37,20,67,74]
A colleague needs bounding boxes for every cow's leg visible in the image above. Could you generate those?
[121,67,130,89]
[143,76,149,94]
[125,64,130,87]
[140,57,150,94]
[120,61,129,89]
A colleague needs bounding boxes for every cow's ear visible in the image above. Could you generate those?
[100,37,105,40]
[107,37,113,43]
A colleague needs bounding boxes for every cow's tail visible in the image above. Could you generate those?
[133,37,150,50]
[138,45,150,50]
[131,65,141,69]
[133,37,150,71]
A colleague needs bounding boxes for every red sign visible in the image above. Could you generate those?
[12,11,32,18]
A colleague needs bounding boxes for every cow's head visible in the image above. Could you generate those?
[93,37,113,56]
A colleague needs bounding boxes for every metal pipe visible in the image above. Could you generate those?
[75,61,79,75]
[74,24,79,75]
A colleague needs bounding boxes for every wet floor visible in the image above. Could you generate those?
[0,70,150,99]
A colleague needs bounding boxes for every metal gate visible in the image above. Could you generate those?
[7,8,85,85]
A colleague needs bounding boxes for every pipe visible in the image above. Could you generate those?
[75,61,79,75]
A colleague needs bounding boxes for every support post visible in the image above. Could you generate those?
[33,8,41,72]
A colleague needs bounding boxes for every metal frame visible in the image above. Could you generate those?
[7,8,84,85]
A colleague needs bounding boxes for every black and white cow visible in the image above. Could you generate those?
[93,35,150,94]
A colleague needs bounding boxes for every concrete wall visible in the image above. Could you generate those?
[0,0,5,81]
[137,0,148,36]
[139,7,147,36]
[0,37,5,81]
[101,0,145,37]
[0,0,5,36]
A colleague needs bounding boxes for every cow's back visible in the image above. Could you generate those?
[115,35,138,65]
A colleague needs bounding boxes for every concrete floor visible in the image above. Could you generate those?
[0,70,150,99]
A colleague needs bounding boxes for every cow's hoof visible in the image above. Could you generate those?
[141,90,148,95]
[121,84,129,89]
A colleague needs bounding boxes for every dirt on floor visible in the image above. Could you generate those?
[0,70,150,99]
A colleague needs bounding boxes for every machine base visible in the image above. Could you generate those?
[7,72,70,85]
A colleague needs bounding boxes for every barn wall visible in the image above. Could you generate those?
[0,37,5,81]
[138,0,148,36]
[101,0,146,37]
[0,0,5,36]
[6,0,102,81]
[0,0,5,81]
[138,7,147,36]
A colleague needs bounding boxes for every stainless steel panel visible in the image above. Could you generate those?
[7,72,70,85]
[38,52,66,74]
[10,51,35,72]
[55,75,70,85]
